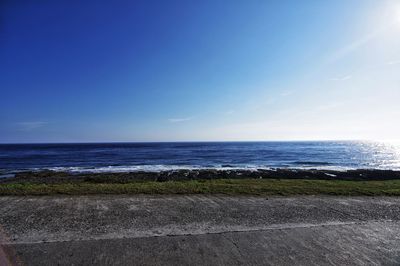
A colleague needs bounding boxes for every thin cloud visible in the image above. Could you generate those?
[280,91,293,97]
[317,102,344,111]
[387,60,400,65]
[265,97,277,105]
[330,75,352,81]
[224,110,235,115]
[327,29,381,64]
[327,15,399,64]
[16,121,48,131]
[167,117,192,123]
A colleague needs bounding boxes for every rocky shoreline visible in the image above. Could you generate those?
[1,168,400,184]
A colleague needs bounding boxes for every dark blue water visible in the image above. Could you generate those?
[0,141,400,174]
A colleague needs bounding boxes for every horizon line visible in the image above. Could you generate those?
[0,139,381,145]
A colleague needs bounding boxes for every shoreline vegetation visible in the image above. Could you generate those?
[1,169,400,196]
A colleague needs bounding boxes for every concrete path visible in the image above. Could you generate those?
[1,195,400,265]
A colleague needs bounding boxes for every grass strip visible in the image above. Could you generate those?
[1,179,400,196]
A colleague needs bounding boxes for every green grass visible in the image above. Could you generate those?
[1,179,400,196]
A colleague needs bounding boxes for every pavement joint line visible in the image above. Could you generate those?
[1,219,396,246]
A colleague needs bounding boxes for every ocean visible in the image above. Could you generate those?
[0,141,400,174]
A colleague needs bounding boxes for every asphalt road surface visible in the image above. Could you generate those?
[1,195,400,265]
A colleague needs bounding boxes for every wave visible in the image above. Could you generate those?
[3,163,400,175]
[8,164,374,174]
[43,165,268,173]
[293,161,332,165]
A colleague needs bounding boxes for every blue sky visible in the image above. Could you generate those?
[1,0,400,143]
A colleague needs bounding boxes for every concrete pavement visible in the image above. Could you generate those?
[1,195,400,265]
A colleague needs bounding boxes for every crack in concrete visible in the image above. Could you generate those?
[223,234,245,262]
[1,220,396,246]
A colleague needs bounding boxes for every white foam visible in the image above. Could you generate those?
[42,164,270,173]
[11,164,400,174]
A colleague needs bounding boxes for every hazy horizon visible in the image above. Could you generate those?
[1,0,400,143]
[2,139,400,145]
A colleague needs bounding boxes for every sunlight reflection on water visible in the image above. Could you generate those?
[371,140,400,169]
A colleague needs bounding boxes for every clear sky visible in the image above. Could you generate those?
[1,0,400,143]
